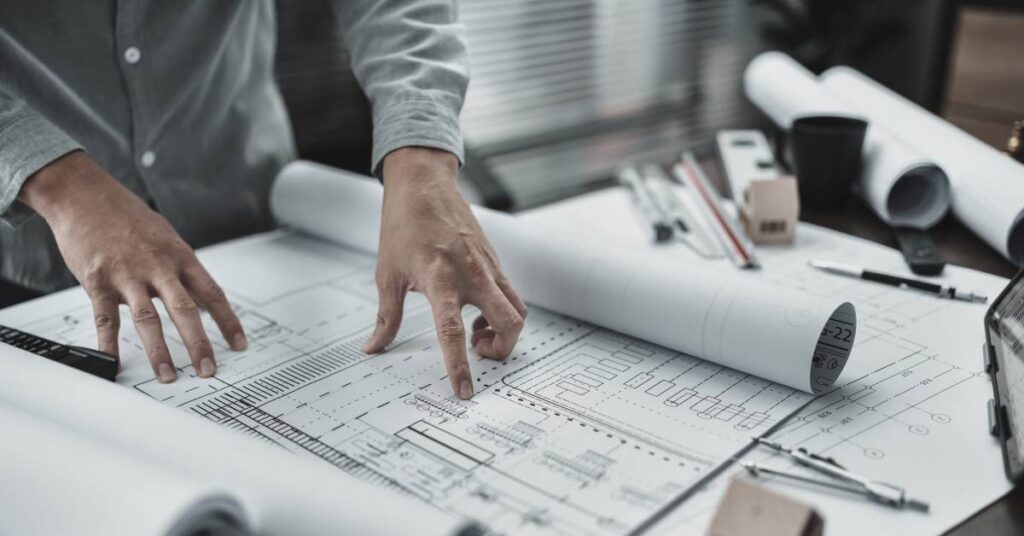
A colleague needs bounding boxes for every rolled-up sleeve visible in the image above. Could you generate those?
[333,0,469,176]
[0,93,82,226]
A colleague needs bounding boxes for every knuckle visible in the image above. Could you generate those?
[91,291,119,307]
[450,361,470,377]
[506,312,524,331]
[199,280,227,303]
[169,297,198,314]
[222,316,243,333]
[437,316,464,341]
[94,312,119,330]
[146,343,169,359]
[430,243,454,262]
[82,263,108,291]
[464,255,487,281]
[187,337,213,355]
[132,306,160,324]
[154,275,179,289]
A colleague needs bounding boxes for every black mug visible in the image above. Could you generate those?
[783,115,868,209]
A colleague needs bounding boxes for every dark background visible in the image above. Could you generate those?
[2,0,1022,532]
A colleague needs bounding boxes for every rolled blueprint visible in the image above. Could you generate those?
[821,66,1024,265]
[0,402,249,536]
[0,347,477,536]
[271,161,857,394]
[744,52,951,229]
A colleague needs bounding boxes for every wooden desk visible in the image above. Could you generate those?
[801,198,1023,536]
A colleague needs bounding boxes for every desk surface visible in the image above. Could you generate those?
[1,180,1018,534]
[801,198,1023,536]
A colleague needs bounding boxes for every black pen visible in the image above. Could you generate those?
[809,260,988,303]
[616,164,674,243]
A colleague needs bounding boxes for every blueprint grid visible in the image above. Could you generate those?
[5,185,1014,534]
[523,188,1014,535]
[8,231,813,536]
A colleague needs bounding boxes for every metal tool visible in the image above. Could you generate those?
[640,164,723,259]
[616,163,674,243]
[740,437,930,512]
[810,259,987,303]
[672,152,759,269]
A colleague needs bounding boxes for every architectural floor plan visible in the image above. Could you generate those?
[11,231,811,536]
[6,183,1015,535]
[522,188,1014,535]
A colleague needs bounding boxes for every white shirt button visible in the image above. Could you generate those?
[140,151,156,168]
[124,47,141,64]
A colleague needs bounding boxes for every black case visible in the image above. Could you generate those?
[983,268,1024,483]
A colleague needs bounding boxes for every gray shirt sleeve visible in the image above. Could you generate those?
[333,0,470,176]
[0,92,83,227]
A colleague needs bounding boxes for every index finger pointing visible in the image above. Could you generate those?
[425,285,473,400]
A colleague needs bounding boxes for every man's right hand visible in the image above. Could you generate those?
[18,151,246,382]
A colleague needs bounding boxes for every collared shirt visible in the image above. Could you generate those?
[0,1,468,291]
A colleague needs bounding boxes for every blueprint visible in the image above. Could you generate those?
[3,181,1014,536]
[524,187,1015,535]
[5,230,813,536]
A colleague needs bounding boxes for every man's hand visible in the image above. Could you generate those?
[363,147,527,400]
[19,151,246,382]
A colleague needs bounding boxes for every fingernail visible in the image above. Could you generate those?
[158,363,177,383]
[232,333,248,351]
[362,335,379,354]
[459,380,474,400]
[199,358,216,377]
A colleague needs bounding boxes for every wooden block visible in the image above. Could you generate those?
[740,176,799,245]
[706,477,824,536]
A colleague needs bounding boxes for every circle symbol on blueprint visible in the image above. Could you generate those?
[909,424,929,435]
[863,447,885,459]
[931,413,951,424]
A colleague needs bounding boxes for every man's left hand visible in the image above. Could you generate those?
[362,147,527,400]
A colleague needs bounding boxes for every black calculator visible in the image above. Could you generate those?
[0,324,118,381]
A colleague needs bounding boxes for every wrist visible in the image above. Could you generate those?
[382,146,459,190]
[19,151,103,224]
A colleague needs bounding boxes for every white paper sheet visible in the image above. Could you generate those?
[0,400,248,536]
[522,186,1014,536]
[744,52,951,229]
[820,66,1024,265]
[1,229,819,536]
[5,183,1008,535]
[271,161,855,394]
[0,346,475,536]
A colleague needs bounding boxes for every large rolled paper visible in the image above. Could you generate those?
[821,66,1024,265]
[271,161,857,394]
[744,52,951,228]
[0,346,476,536]
[0,402,249,536]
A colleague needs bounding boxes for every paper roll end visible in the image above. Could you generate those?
[809,302,857,394]
[886,164,952,229]
[1009,210,1024,267]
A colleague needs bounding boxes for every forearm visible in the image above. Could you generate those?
[0,93,83,226]
[333,0,470,175]
[17,150,88,221]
